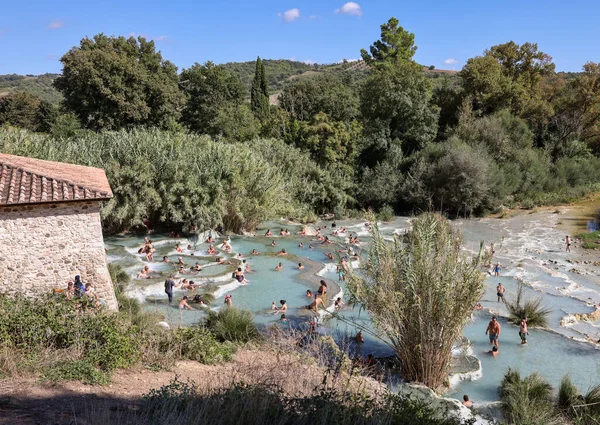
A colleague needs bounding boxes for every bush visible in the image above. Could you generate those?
[558,375,579,411]
[136,379,472,425]
[377,204,395,222]
[205,308,262,343]
[42,360,109,385]
[171,327,235,364]
[499,368,560,425]
[575,230,600,249]
[506,284,551,328]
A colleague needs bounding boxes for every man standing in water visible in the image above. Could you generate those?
[497,282,506,304]
[566,235,572,253]
[519,317,529,344]
[164,274,177,304]
[485,316,501,347]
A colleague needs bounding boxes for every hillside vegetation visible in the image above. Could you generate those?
[0,73,62,104]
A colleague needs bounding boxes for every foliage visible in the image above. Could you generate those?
[499,368,562,425]
[506,284,551,328]
[222,59,315,93]
[360,17,417,68]
[278,73,360,122]
[360,62,439,159]
[54,34,184,130]
[136,379,472,425]
[0,91,56,132]
[42,360,110,385]
[170,327,235,364]
[558,375,580,411]
[0,73,62,104]
[346,213,485,389]
[250,57,270,121]
[180,61,246,136]
[574,230,600,249]
[377,204,395,222]
[205,308,262,343]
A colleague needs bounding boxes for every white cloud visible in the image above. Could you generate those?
[309,15,317,19]
[283,8,300,22]
[304,60,316,65]
[338,58,359,63]
[153,35,168,41]
[444,58,458,65]
[48,19,65,30]
[335,2,362,16]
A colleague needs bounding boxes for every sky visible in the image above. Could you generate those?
[0,0,599,75]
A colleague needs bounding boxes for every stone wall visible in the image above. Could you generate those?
[0,201,117,310]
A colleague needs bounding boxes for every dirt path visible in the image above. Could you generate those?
[0,348,382,425]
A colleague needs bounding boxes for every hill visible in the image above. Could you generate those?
[0,73,62,105]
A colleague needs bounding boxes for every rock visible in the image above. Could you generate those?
[157,321,170,330]
[395,383,476,423]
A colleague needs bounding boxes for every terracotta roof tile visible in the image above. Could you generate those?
[0,154,113,206]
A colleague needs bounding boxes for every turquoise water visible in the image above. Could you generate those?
[104,212,600,402]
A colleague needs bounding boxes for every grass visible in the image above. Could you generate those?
[499,368,561,425]
[574,230,600,249]
[205,308,262,343]
[506,284,551,328]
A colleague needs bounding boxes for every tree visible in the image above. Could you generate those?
[250,57,270,121]
[459,41,555,123]
[360,17,417,68]
[347,213,485,389]
[0,92,42,131]
[360,62,439,162]
[54,34,184,130]
[180,62,246,136]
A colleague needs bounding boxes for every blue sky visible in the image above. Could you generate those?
[0,0,598,74]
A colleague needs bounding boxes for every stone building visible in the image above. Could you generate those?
[0,153,117,309]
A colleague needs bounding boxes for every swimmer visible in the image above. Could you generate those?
[243,259,252,273]
[306,289,313,298]
[221,240,232,252]
[138,265,152,279]
[192,294,206,306]
[192,262,202,272]
[275,262,283,271]
[309,244,314,250]
[251,249,259,255]
[298,242,304,248]
[298,263,304,270]
[485,316,501,347]
[216,257,233,265]
[271,301,277,310]
[317,280,328,295]
[145,247,155,262]
[277,249,287,256]
[176,243,183,253]
[272,299,287,313]
[162,256,169,263]
[473,302,483,311]
[207,245,217,255]
[566,235,572,253]
[279,229,285,236]
[354,331,364,344]
[493,263,501,277]
[497,283,506,303]
[179,296,194,310]
[224,294,233,307]
[486,346,499,356]
[325,252,334,260]
[178,266,185,274]
[178,256,185,265]
[234,268,249,284]
[271,240,277,247]
[206,235,213,243]
[265,229,272,237]
[187,244,192,250]
[462,395,473,408]
[334,297,345,310]
[519,317,529,344]
[280,314,288,322]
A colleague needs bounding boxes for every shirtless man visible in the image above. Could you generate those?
[297,263,304,270]
[485,316,501,347]
[277,249,287,256]
[519,317,529,344]
[224,294,233,307]
[486,346,499,357]
[566,235,572,253]
[179,295,194,310]
[497,283,506,304]
[275,262,283,271]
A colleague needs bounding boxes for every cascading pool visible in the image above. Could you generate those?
[104,211,600,404]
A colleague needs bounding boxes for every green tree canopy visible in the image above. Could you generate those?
[459,41,555,123]
[250,57,270,121]
[0,91,56,132]
[180,62,246,136]
[54,34,184,131]
[360,17,417,68]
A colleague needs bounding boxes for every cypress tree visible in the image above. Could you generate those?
[251,56,269,121]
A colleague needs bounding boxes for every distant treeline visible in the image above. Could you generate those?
[1,17,599,234]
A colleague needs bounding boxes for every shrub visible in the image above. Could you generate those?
[506,284,551,328]
[499,368,560,425]
[575,230,600,249]
[558,375,579,411]
[205,308,262,343]
[377,204,395,222]
[42,360,109,385]
[171,327,235,364]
